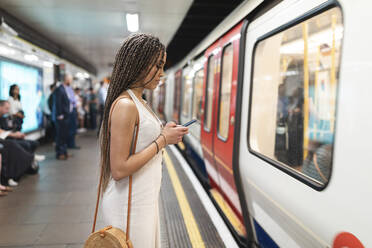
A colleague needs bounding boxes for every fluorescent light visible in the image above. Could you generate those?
[76,72,84,79]
[43,61,53,67]
[24,54,38,62]
[0,46,15,55]
[126,13,139,32]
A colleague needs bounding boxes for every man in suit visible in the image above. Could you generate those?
[52,75,71,160]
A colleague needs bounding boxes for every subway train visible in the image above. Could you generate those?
[147,0,370,247]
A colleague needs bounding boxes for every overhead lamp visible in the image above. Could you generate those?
[43,61,53,68]
[24,54,38,62]
[0,46,15,55]
[76,72,84,79]
[126,13,139,32]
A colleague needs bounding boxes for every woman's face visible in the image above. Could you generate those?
[142,52,166,90]
[14,86,19,95]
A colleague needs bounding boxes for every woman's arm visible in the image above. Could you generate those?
[109,98,167,181]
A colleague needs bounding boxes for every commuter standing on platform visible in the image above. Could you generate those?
[99,33,188,247]
[87,87,98,130]
[52,76,71,160]
[97,78,109,135]
[64,75,80,149]
[46,84,57,142]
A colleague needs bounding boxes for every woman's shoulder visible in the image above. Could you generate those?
[117,98,136,110]
[111,96,138,121]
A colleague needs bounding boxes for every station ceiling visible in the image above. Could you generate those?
[0,0,244,77]
[0,0,193,77]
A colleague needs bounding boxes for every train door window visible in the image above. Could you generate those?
[192,69,204,121]
[182,73,193,118]
[218,44,233,140]
[204,55,216,131]
[248,7,343,186]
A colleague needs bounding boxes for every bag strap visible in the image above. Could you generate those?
[91,95,139,242]
[313,153,327,183]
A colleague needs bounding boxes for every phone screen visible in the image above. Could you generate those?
[183,119,197,127]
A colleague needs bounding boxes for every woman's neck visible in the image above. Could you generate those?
[129,87,144,100]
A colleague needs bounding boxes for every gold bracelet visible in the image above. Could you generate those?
[159,133,167,145]
[153,140,159,154]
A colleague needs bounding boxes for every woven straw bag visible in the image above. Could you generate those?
[84,96,139,248]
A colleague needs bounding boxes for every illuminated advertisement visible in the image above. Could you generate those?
[0,57,43,132]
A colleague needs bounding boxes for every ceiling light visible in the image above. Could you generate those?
[24,54,38,62]
[0,46,15,55]
[43,61,53,67]
[126,13,139,32]
[75,72,84,79]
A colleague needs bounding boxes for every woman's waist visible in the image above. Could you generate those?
[108,155,162,185]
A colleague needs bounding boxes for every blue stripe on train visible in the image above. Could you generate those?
[254,219,279,248]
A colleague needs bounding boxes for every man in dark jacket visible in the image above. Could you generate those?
[52,76,71,160]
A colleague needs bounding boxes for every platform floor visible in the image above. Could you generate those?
[0,131,225,247]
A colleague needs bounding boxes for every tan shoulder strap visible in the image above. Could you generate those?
[91,95,139,241]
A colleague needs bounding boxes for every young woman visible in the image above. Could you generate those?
[100,33,188,247]
[8,84,24,131]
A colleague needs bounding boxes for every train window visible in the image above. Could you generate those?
[181,73,193,118]
[173,71,182,121]
[249,7,343,186]
[204,55,216,131]
[192,69,204,121]
[218,44,233,140]
[158,82,165,115]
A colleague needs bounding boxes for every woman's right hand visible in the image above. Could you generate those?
[161,121,189,145]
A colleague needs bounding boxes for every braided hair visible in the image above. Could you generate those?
[100,33,165,192]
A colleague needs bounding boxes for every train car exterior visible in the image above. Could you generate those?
[236,0,369,247]
[158,0,370,247]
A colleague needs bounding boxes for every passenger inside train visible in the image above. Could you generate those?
[250,8,340,185]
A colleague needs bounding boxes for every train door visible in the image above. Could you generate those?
[201,39,221,191]
[212,23,246,238]
[172,69,182,123]
[201,24,247,239]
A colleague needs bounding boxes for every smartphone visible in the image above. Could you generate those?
[183,119,197,127]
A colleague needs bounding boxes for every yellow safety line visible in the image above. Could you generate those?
[178,141,186,151]
[163,150,206,248]
[210,189,246,236]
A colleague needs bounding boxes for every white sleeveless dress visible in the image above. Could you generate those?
[101,89,163,248]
